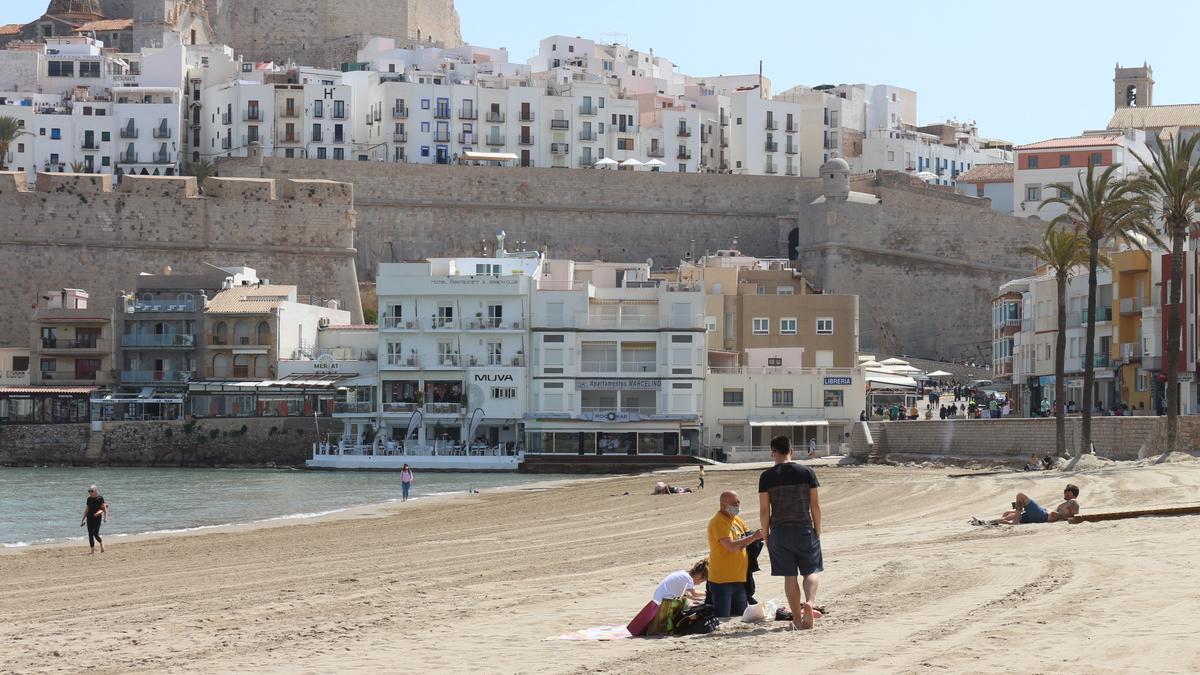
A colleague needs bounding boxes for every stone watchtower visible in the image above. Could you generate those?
[821,157,851,202]
[1114,63,1154,109]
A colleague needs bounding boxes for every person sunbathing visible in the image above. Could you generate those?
[980,484,1080,525]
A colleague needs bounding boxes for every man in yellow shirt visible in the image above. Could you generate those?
[707,490,764,618]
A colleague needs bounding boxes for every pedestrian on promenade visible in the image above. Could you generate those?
[400,464,414,501]
[80,485,108,554]
[759,436,822,630]
[698,465,705,490]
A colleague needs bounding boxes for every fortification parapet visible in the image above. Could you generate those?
[35,172,113,195]
[282,179,353,205]
[119,175,199,199]
[204,177,277,201]
[0,171,28,195]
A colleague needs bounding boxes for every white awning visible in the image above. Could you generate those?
[866,371,919,389]
[748,418,829,427]
[462,151,518,162]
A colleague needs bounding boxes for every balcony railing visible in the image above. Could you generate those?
[221,137,232,149]
[458,108,477,120]
[677,149,692,160]
[550,119,570,130]
[581,406,659,416]
[579,130,597,141]
[485,135,505,146]
[766,119,778,130]
[335,402,376,414]
[121,370,193,383]
[152,153,173,165]
[579,104,597,116]
[121,334,196,347]
[486,111,505,122]
[209,335,271,346]
[580,360,658,373]
[465,316,526,330]
[458,133,476,144]
[786,166,798,176]
[677,126,692,137]
[433,132,450,142]
[382,402,420,414]
[1080,307,1114,324]
[765,141,778,152]
[1119,297,1144,315]
[785,144,798,155]
[519,111,535,122]
[120,127,138,139]
[384,354,421,367]
[647,147,665,158]
[550,143,569,155]
[243,109,262,122]
[518,135,534,145]
[40,338,105,351]
[765,162,778,174]
[720,132,729,148]
[391,131,408,143]
[425,402,463,415]
[153,126,171,139]
[221,112,232,125]
[434,107,451,119]
[786,123,798,133]
[81,138,99,149]
[1094,354,1111,367]
[279,107,300,119]
[129,299,196,313]
[392,105,409,118]
[381,315,417,330]
[720,114,729,126]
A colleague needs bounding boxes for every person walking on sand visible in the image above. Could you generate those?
[400,464,414,501]
[707,490,764,618]
[697,465,705,490]
[80,485,108,554]
[759,436,823,630]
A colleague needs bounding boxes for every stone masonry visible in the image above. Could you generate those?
[0,172,363,347]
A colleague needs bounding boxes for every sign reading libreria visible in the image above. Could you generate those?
[823,377,853,386]
[577,379,660,390]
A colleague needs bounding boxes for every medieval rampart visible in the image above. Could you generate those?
[0,172,362,346]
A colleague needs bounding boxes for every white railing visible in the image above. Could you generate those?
[580,360,658,373]
[381,315,418,329]
[314,441,520,458]
[381,402,419,414]
[708,367,855,376]
[385,354,421,367]
[581,406,659,415]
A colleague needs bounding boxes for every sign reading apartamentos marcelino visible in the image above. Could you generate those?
[823,376,853,386]
[576,379,660,390]
[430,278,519,286]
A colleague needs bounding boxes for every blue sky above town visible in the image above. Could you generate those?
[5,0,1195,144]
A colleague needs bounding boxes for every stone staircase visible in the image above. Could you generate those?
[84,428,105,464]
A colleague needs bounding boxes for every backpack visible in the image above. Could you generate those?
[672,605,719,636]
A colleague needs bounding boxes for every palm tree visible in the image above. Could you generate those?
[1130,133,1200,456]
[186,159,216,194]
[1021,225,1092,457]
[1040,162,1159,454]
[70,160,87,174]
[0,116,30,171]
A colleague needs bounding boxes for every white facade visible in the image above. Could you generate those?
[856,127,1007,188]
[1013,130,1151,220]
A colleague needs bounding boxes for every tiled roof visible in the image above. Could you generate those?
[73,18,133,32]
[955,163,1013,183]
[0,23,22,36]
[1108,104,1200,131]
[204,285,296,314]
[0,386,98,394]
[1014,135,1123,151]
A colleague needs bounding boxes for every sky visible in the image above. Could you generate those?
[3,0,1197,144]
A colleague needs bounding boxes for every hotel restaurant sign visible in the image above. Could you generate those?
[576,378,660,390]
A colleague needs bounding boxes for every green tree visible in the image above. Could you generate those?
[186,158,216,193]
[0,116,30,171]
[1130,133,1200,456]
[70,160,87,173]
[1040,162,1158,454]
[1020,225,1093,457]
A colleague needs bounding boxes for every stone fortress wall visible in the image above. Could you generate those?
[0,171,363,346]
[218,158,1045,361]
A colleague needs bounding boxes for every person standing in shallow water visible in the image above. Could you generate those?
[400,464,414,501]
[80,485,108,554]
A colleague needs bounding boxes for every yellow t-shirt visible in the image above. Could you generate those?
[707,512,749,584]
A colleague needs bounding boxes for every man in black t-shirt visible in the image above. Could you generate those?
[758,436,822,629]
[80,485,108,553]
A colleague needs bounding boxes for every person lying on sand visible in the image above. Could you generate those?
[653,482,693,495]
[973,484,1079,526]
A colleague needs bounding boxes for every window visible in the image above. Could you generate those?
[1027,156,1039,169]
[333,100,346,119]
[50,128,61,140]
[333,147,345,160]
[491,387,517,399]
[722,389,744,406]
[824,390,845,407]
[767,357,783,366]
[1136,369,1148,392]
[421,145,430,157]
[1025,185,1041,202]
[780,318,797,335]
[671,334,693,344]
[487,341,502,366]
[80,61,100,78]
[721,424,745,444]
[420,121,430,132]
[48,61,74,77]
[313,100,323,118]
[752,317,769,335]
[816,318,833,335]
[1058,154,1071,167]
[475,263,501,276]
[771,389,794,407]
[776,286,794,295]
[1090,152,1103,166]
[887,150,894,162]
[101,131,110,142]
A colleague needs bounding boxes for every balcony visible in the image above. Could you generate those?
[550,143,570,155]
[720,132,729,148]
[1120,297,1144,315]
[121,370,193,383]
[765,162,778,175]
[205,366,259,379]
[80,138,99,149]
[518,134,534,145]
[580,360,658,374]
[786,123,798,133]
[485,135,506,146]
[119,127,138,139]
[335,402,376,414]
[392,105,409,118]
[129,299,196,313]
[221,138,231,150]
[1094,354,1111,368]
[384,354,421,368]
[677,149,692,160]
[458,132,476,144]
[785,144,798,155]
[719,114,729,127]
[765,141,778,152]
[311,133,323,143]
[433,107,451,119]
[1120,343,1140,362]
[1080,307,1114,324]
[579,104,597,116]
[519,111,535,122]
[121,334,196,348]
[392,131,408,143]
[581,406,658,416]
[152,153,173,165]
[579,130,597,141]
[279,107,300,119]
[152,126,171,139]
[766,119,778,130]
[276,132,300,145]
[459,108,478,120]
[550,119,570,130]
[677,126,692,137]
[486,111,505,123]
[209,335,271,347]
[785,166,798,176]
[243,109,262,122]
[41,337,106,352]
[647,147,665,158]
[40,370,107,384]
[425,402,464,415]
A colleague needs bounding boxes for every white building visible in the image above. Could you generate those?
[1012,130,1151,220]
[0,34,186,182]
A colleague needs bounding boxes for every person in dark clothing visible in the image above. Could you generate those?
[759,436,823,630]
[80,485,108,553]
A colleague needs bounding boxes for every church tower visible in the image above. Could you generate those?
[1114,63,1154,110]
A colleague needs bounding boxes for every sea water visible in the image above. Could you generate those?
[0,466,567,548]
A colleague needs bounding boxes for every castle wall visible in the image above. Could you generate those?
[0,172,362,347]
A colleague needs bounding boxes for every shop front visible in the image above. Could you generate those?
[525,413,699,456]
[0,386,97,424]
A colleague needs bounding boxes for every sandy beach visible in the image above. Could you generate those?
[3,458,1200,674]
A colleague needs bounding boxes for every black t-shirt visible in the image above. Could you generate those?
[758,462,820,528]
[86,495,105,518]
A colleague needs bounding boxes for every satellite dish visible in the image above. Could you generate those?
[646,257,654,267]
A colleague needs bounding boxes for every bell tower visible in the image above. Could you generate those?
[1114,62,1154,110]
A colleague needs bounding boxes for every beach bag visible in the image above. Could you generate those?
[646,598,686,636]
[672,605,719,636]
[626,601,659,637]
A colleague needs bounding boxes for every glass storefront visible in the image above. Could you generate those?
[0,394,91,424]
[527,430,681,455]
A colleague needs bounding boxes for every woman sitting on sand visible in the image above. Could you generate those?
[652,559,709,605]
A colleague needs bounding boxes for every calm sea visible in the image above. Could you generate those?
[0,466,566,548]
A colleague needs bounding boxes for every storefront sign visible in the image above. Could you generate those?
[430,278,519,286]
[1065,379,1083,389]
[1038,375,1056,386]
[823,377,853,386]
[585,411,633,422]
[577,379,660,390]
[474,373,515,383]
[313,354,339,370]
[1179,373,1195,382]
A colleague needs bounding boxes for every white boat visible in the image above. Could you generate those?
[306,438,523,471]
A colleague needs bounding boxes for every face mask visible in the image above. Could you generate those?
[725,504,740,517]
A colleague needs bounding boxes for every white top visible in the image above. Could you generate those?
[652,571,694,603]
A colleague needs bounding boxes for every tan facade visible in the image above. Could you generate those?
[29,289,115,386]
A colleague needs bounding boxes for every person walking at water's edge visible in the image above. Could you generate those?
[400,464,414,501]
[759,436,823,630]
[80,485,108,554]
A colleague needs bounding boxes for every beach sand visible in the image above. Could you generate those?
[3,459,1200,674]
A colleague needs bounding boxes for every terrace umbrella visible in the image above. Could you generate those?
[594,157,618,169]
[880,357,909,366]
[926,370,952,378]
[915,171,938,182]
[643,158,665,172]
[619,158,644,170]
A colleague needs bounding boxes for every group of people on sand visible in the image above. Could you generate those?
[645,436,823,633]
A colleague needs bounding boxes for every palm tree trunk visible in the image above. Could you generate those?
[1055,272,1068,457]
[1082,238,1099,454]
[1166,230,1185,455]
[0,141,8,171]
